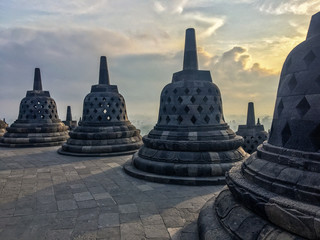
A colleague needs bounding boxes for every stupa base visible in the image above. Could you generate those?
[57,148,139,157]
[198,189,303,240]
[123,160,226,186]
[0,140,66,148]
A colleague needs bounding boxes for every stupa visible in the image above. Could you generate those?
[0,118,8,138]
[58,56,143,156]
[198,12,320,239]
[124,28,249,185]
[62,106,77,130]
[0,68,69,147]
[236,102,268,153]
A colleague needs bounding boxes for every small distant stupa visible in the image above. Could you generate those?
[124,28,249,185]
[58,56,143,156]
[0,68,69,147]
[62,106,77,130]
[0,118,8,138]
[236,102,268,153]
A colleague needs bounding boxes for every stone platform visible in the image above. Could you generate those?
[0,146,222,240]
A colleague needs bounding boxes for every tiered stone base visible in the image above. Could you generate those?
[0,122,69,147]
[58,124,143,157]
[198,143,320,239]
[124,125,249,185]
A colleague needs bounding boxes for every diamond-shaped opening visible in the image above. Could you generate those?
[107,116,111,121]
[191,115,197,124]
[190,96,196,103]
[196,88,201,94]
[177,115,183,124]
[99,103,103,107]
[167,97,171,103]
[173,88,178,94]
[203,96,208,103]
[94,97,98,101]
[209,106,214,113]
[281,122,291,146]
[288,74,297,91]
[166,116,170,124]
[185,88,190,94]
[159,116,162,122]
[90,103,94,107]
[310,123,320,150]
[97,116,102,121]
[178,97,183,104]
[102,97,106,102]
[103,109,107,114]
[184,106,190,113]
[277,99,284,116]
[94,109,98,113]
[120,109,123,113]
[204,115,210,123]
[117,115,120,120]
[172,106,177,113]
[116,103,119,107]
[110,97,114,102]
[215,114,220,123]
[161,98,164,103]
[40,115,44,119]
[112,109,116,114]
[303,50,316,66]
[296,96,310,117]
[197,106,203,113]
[163,106,167,113]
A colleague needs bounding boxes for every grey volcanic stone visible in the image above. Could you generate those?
[0,68,69,147]
[58,56,142,157]
[62,106,77,130]
[124,28,249,185]
[236,102,268,153]
[198,12,320,240]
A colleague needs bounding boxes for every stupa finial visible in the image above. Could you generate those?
[183,28,198,70]
[307,12,320,39]
[99,56,110,85]
[33,68,43,91]
[246,102,255,127]
[66,106,72,121]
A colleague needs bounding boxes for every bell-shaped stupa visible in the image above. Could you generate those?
[58,56,143,156]
[198,12,320,239]
[236,102,268,153]
[62,106,77,130]
[0,118,8,138]
[0,68,69,147]
[124,28,249,185]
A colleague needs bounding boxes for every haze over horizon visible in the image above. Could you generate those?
[1,0,319,132]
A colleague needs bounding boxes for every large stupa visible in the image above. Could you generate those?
[198,12,320,240]
[124,28,249,185]
[62,106,77,130]
[0,68,69,147]
[236,102,268,153]
[58,56,143,156]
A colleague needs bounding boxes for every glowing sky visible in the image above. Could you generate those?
[1,0,320,130]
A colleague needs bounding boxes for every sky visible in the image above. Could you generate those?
[1,0,320,132]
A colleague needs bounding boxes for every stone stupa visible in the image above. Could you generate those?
[0,68,69,147]
[58,56,143,156]
[236,102,268,153]
[198,12,320,240]
[62,106,77,130]
[124,28,249,185]
[0,118,8,138]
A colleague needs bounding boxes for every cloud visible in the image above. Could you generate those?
[210,47,279,118]
[257,0,320,15]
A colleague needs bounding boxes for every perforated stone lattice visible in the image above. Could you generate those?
[242,134,267,154]
[82,94,128,123]
[18,97,59,121]
[157,84,224,126]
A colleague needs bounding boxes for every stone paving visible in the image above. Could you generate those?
[0,146,222,240]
